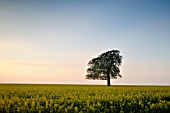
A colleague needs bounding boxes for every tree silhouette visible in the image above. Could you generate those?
[86,50,122,86]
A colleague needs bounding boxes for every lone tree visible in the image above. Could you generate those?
[86,50,122,86]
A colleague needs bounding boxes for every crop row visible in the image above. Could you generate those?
[0,84,169,113]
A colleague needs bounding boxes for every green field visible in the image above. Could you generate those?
[0,84,170,113]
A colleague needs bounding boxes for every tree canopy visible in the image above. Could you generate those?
[86,50,122,86]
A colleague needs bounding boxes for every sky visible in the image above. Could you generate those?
[0,0,170,85]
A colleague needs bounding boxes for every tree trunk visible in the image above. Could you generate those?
[107,73,111,86]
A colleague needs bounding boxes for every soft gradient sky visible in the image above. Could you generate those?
[0,0,170,85]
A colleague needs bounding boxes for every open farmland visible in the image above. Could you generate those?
[0,84,170,113]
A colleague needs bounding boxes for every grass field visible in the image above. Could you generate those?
[0,84,170,113]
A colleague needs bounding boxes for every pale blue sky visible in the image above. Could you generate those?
[0,0,170,85]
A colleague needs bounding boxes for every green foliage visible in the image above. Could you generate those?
[0,84,170,113]
[86,50,122,86]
